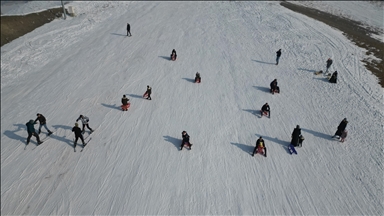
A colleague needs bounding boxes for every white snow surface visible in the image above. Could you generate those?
[1,1,384,215]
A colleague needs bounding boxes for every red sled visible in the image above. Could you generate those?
[170,54,177,61]
[260,110,270,118]
[143,92,148,98]
[253,146,267,157]
[181,142,192,150]
[195,77,201,83]
[121,103,130,111]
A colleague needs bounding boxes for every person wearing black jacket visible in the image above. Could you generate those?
[121,95,130,111]
[329,71,338,83]
[26,119,42,145]
[126,23,131,36]
[72,123,85,148]
[291,125,302,147]
[276,49,282,65]
[34,113,53,135]
[326,58,333,72]
[180,131,192,150]
[171,49,177,60]
[252,136,266,157]
[145,85,152,100]
[270,79,279,94]
[261,103,270,117]
[332,118,348,139]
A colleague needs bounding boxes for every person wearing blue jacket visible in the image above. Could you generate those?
[26,119,42,145]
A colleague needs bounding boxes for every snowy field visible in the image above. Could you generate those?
[1,1,383,215]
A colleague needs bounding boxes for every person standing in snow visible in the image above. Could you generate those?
[291,125,302,147]
[180,131,192,150]
[252,136,266,157]
[126,23,131,36]
[276,49,282,65]
[332,118,348,139]
[72,123,86,148]
[26,119,43,145]
[326,58,333,72]
[76,115,94,134]
[144,85,152,100]
[34,113,53,135]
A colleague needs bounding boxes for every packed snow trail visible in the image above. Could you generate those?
[1,1,383,215]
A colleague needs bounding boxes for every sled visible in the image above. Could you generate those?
[314,70,323,75]
[195,78,201,83]
[288,144,297,155]
[143,92,148,98]
[181,141,192,150]
[260,110,270,118]
[170,54,177,61]
[253,146,267,157]
[121,103,130,111]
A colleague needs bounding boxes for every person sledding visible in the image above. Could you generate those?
[170,49,177,61]
[195,72,201,83]
[252,136,266,157]
[121,95,130,111]
[332,118,348,140]
[270,79,280,94]
[143,85,152,100]
[291,125,303,147]
[328,71,338,83]
[180,131,192,150]
[260,103,270,118]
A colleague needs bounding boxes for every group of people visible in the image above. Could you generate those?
[26,113,94,148]
[251,51,347,157]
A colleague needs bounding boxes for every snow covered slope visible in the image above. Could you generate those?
[1,1,383,215]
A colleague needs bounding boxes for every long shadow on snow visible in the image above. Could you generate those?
[298,68,318,73]
[163,135,180,150]
[230,142,253,155]
[253,86,270,93]
[101,103,121,111]
[242,109,259,117]
[301,128,331,140]
[128,94,144,99]
[255,133,291,154]
[252,59,276,65]
[313,77,330,83]
[182,78,195,83]
[4,123,28,144]
[51,124,79,148]
[158,56,171,61]
[111,33,126,37]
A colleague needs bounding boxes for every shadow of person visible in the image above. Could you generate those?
[252,59,276,65]
[101,103,121,111]
[182,78,195,83]
[255,134,291,154]
[163,135,181,149]
[298,68,317,73]
[3,123,30,144]
[230,142,253,155]
[158,56,171,60]
[128,94,144,99]
[253,86,270,93]
[51,125,87,148]
[301,128,331,140]
[111,33,126,37]
[242,109,258,116]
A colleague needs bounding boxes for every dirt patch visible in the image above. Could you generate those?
[281,1,384,87]
[1,8,63,47]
